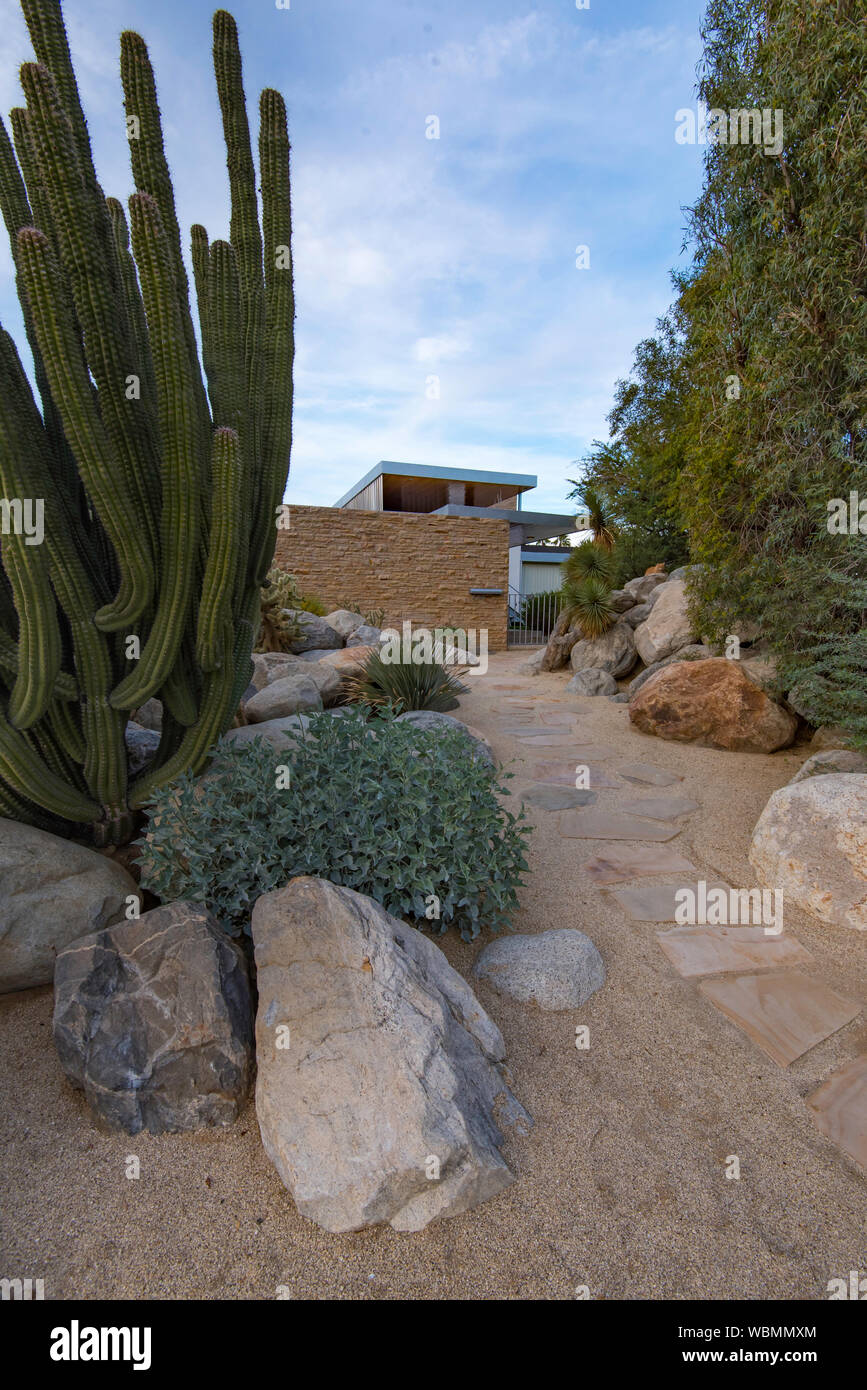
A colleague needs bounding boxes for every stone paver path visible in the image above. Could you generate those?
[469,657,866,1176]
[699,971,860,1067]
[657,925,815,976]
[807,1056,867,1169]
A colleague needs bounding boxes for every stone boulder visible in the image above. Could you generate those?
[53,903,254,1132]
[252,878,531,1232]
[346,624,382,648]
[324,609,365,639]
[608,588,637,613]
[0,822,140,994]
[286,611,343,653]
[569,621,637,679]
[131,698,162,732]
[622,601,653,629]
[627,644,712,697]
[519,648,547,675]
[624,573,668,603]
[633,579,695,665]
[629,658,797,752]
[565,668,618,697]
[394,710,495,769]
[472,929,605,1011]
[125,721,160,775]
[244,674,324,723]
[789,750,867,785]
[749,774,867,932]
[739,644,781,696]
[810,726,856,752]
[317,643,377,674]
[222,715,311,751]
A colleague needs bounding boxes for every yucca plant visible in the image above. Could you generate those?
[343,650,469,713]
[563,538,617,586]
[0,2,294,844]
[560,575,618,640]
[568,482,618,551]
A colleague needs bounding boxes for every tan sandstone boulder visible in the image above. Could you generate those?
[629,658,797,752]
[749,774,867,932]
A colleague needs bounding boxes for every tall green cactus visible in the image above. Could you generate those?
[0,1,294,844]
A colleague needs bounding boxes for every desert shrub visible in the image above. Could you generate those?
[560,574,618,639]
[343,649,468,712]
[295,593,328,615]
[137,708,530,941]
[512,590,562,637]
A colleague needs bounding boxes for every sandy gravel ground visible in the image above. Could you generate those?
[1,650,865,1300]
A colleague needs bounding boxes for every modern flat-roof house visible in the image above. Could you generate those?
[274,462,576,650]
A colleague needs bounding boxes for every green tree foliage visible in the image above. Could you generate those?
[678,0,866,743]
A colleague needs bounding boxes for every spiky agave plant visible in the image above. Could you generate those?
[0,1,294,843]
[343,651,469,713]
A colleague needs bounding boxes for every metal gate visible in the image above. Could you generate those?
[507,586,562,647]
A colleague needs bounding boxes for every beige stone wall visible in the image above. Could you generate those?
[274,506,509,650]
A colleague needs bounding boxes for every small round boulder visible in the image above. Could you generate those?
[472,928,605,1011]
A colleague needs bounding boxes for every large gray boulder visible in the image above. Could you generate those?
[131,697,162,732]
[624,573,668,603]
[346,624,382,647]
[324,609,365,639]
[566,667,618,697]
[253,878,531,1232]
[222,715,311,751]
[472,929,605,1011]
[749,774,867,932]
[0,822,139,994]
[125,721,160,775]
[622,601,653,629]
[570,621,637,679]
[286,611,343,653]
[608,588,637,613]
[633,579,696,665]
[394,709,495,769]
[53,903,254,1133]
[244,674,324,723]
[789,750,867,784]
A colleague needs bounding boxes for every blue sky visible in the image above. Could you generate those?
[0,0,707,513]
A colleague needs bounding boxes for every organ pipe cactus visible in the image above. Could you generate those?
[0,1,294,844]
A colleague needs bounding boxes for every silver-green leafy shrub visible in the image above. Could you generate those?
[137,707,531,941]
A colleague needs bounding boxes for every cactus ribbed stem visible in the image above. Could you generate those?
[0,1,293,842]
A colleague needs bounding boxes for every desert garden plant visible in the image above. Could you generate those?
[0,1,294,843]
[343,649,469,712]
[137,708,531,941]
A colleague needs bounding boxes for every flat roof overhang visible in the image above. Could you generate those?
[434,504,578,546]
[335,460,537,509]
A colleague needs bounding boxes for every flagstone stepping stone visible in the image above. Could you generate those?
[656,926,814,977]
[472,928,605,1011]
[584,846,698,884]
[617,762,683,787]
[609,881,731,922]
[539,710,578,726]
[807,1056,867,1169]
[559,811,681,842]
[619,795,700,821]
[532,762,619,789]
[493,725,545,735]
[520,784,597,811]
[514,732,580,746]
[490,684,525,690]
[699,971,860,1067]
